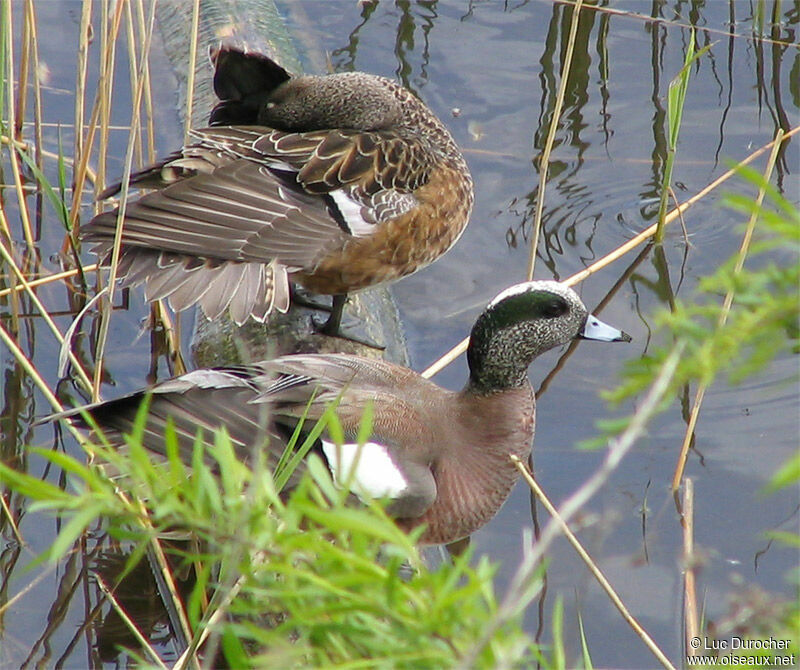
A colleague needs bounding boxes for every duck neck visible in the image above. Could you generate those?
[466,325,541,395]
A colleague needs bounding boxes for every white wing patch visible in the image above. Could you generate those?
[321,439,408,500]
[154,369,253,393]
[330,190,375,237]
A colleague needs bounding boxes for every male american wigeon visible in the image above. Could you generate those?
[58,281,630,545]
[81,46,473,334]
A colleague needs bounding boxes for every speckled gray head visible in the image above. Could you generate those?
[467,280,631,393]
[258,72,405,131]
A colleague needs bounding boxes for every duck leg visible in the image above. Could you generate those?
[289,288,384,349]
[316,294,385,350]
[318,294,347,336]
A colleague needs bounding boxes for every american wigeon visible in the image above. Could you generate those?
[58,281,630,545]
[81,46,473,334]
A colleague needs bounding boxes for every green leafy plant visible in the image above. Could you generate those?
[0,407,542,668]
[606,165,799,409]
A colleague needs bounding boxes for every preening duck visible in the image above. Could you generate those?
[82,46,473,334]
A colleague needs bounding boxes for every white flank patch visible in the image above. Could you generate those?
[321,439,408,500]
[330,190,374,237]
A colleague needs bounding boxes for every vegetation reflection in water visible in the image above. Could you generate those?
[0,1,798,667]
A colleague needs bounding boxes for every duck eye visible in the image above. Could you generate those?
[540,297,568,318]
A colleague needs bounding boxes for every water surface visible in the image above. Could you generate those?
[1,1,798,667]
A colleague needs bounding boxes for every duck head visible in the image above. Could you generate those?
[466,280,631,393]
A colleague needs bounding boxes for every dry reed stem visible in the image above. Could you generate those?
[0,486,25,546]
[0,237,93,392]
[1,133,78,169]
[184,0,202,141]
[91,0,156,401]
[0,263,98,298]
[422,125,800,379]
[670,128,786,493]
[135,0,156,164]
[459,343,684,669]
[23,0,44,180]
[526,0,584,281]
[14,0,30,139]
[0,190,13,245]
[142,512,199,670]
[68,2,122,229]
[73,0,92,201]
[681,477,699,656]
[68,94,102,227]
[556,0,795,48]
[95,574,169,670]
[123,2,142,167]
[152,301,187,375]
[0,559,60,617]
[3,1,35,249]
[173,559,260,670]
[0,320,87,446]
[512,455,676,670]
[123,0,155,167]
[1,134,81,170]
[96,0,123,200]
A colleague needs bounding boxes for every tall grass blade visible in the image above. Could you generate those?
[654,31,712,243]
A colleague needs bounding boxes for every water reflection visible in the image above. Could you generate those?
[1,1,798,667]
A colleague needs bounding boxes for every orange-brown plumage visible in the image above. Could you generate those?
[81,47,473,330]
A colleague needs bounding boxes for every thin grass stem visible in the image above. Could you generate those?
[0,263,98,298]
[2,0,35,248]
[512,456,676,670]
[556,0,794,48]
[95,574,169,670]
[91,0,156,401]
[654,32,710,243]
[671,128,785,492]
[421,125,799,379]
[459,342,684,668]
[526,0,583,280]
[0,236,94,392]
[680,477,699,657]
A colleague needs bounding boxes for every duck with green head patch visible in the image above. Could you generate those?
[53,280,630,545]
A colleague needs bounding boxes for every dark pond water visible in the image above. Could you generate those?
[1,1,798,667]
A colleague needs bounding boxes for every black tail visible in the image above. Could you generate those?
[209,45,292,126]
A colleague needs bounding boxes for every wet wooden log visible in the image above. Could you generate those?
[155,0,410,367]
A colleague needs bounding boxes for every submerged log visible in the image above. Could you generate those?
[155,0,410,367]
